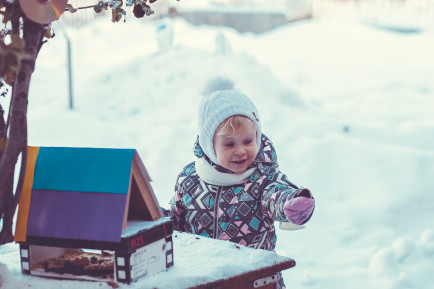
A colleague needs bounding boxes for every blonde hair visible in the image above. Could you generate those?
[215,115,255,136]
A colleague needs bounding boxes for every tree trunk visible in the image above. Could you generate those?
[0,93,9,243]
[0,18,46,245]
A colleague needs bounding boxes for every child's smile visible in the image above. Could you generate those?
[231,158,247,166]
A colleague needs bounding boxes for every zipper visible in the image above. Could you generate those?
[213,186,222,239]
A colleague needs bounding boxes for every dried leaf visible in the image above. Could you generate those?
[111,0,122,9]
[2,5,21,24]
[4,68,16,85]
[94,3,104,13]
[10,34,25,51]
[0,52,19,75]
[133,4,145,18]
[65,4,78,13]
[0,46,32,83]
[111,8,125,23]
[111,9,118,22]
[44,28,55,39]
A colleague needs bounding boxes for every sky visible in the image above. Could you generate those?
[1,1,434,289]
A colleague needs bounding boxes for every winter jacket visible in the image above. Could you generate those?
[170,134,313,251]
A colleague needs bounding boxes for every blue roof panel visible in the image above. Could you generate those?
[32,147,135,194]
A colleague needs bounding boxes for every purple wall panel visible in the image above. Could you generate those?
[27,190,127,243]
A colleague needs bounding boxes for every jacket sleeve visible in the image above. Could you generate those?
[261,170,313,224]
[169,173,193,233]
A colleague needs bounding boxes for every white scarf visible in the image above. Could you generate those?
[194,158,256,186]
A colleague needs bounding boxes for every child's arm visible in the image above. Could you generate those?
[169,194,191,233]
[169,177,193,233]
[261,172,315,225]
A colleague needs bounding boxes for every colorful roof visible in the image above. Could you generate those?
[32,147,134,194]
[15,146,161,244]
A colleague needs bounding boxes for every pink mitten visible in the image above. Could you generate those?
[284,189,315,225]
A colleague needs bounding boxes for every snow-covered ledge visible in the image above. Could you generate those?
[136,231,295,288]
[0,231,295,288]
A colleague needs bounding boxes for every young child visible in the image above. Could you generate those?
[169,77,315,288]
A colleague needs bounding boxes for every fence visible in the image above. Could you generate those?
[312,0,434,18]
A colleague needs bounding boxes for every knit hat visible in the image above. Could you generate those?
[198,77,262,165]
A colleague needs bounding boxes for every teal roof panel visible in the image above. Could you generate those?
[32,147,135,194]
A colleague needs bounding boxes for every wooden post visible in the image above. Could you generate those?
[66,34,73,109]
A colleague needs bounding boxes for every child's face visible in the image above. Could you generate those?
[213,121,258,173]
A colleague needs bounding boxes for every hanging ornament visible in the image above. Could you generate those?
[18,0,68,24]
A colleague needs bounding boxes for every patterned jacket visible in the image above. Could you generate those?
[170,134,313,252]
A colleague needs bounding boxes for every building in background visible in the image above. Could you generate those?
[61,0,313,33]
[169,0,313,33]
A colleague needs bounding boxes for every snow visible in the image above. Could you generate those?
[0,231,290,289]
[137,232,290,288]
[1,2,434,289]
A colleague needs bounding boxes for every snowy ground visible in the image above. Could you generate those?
[1,2,434,289]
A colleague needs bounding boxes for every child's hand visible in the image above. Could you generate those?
[283,189,315,225]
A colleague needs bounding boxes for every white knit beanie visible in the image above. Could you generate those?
[198,77,262,165]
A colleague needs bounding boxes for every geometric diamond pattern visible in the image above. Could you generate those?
[226,223,238,238]
[170,133,313,265]
[199,213,212,227]
[222,189,235,202]
[237,202,251,216]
